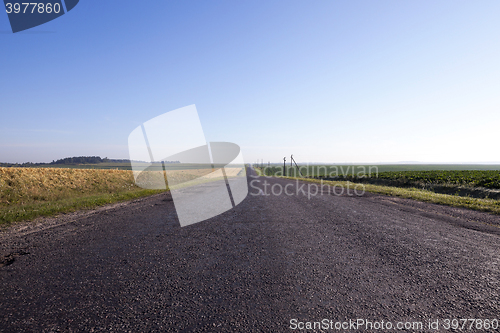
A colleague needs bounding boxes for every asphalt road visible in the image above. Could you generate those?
[1,168,500,332]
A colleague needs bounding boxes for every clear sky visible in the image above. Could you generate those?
[1,1,499,164]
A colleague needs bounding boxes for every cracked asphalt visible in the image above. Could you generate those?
[1,168,500,332]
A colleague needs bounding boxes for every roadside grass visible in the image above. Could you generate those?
[289,177,500,215]
[0,167,166,226]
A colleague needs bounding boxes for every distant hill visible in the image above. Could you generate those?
[0,156,180,168]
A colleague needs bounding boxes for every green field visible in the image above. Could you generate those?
[255,164,500,205]
[257,165,500,189]
[337,170,500,190]
[257,164,500,178]
[256,164,500,178]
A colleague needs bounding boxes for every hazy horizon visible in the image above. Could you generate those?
[2,156,500,166]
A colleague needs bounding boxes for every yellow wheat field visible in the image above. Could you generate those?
[0,166,245,205]
[0,167,138,205]
[0,166,246,224]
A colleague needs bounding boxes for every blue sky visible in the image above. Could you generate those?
[1,1,499,164]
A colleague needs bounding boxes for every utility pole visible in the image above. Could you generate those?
[291,154,304,178]
[283,157,287,177]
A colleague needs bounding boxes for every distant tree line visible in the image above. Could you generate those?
[0,162,45,167]
[50,156,180,164]
[0,156,181,167]
[51,156,107,165]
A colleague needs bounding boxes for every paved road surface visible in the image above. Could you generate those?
[1,169,500,332]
